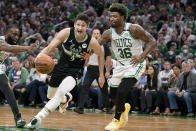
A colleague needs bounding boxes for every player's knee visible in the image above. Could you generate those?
[47,86,57,99]
[58,76,76,94]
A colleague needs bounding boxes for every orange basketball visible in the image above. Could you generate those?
[35,55,55,74]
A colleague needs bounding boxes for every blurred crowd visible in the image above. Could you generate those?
[0,0,196,117]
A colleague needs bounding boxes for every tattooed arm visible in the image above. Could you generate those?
[0,39,35,54]
[130,24,157,65]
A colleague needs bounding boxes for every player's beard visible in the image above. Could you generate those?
[6,37,17,45]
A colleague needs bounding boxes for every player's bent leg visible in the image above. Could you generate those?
[26,76,76,129]
[59,92,73,114]
[47,86,58,99]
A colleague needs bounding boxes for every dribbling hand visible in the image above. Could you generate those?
[98,75,105,88]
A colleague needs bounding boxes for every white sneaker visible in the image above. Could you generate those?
[59,92,72,114]
[26,116,42,129]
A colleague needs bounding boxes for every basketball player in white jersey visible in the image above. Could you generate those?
[99,3,157,131]
[0,25,35,128]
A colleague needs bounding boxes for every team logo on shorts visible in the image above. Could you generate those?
[82,43,87,48]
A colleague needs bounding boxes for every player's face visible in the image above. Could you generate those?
[92,29,101,40]
[74,20,88,36]
[110,12,123,27]
[8,28,20,44]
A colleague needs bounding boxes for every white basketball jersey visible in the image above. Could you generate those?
[110,23,143,65]
[0,36,9,74]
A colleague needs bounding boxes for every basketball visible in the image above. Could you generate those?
[35,55,55,74]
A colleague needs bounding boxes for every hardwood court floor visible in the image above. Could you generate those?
[0,107,196,131]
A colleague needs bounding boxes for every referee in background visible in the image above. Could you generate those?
[74,28,112,114]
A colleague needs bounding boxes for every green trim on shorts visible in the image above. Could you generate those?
[110,84,119,88]
[123,62,144,78]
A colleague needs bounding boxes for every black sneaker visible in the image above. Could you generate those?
[74,107,84,114]
[14,113,26,128]
[16,118,26,128]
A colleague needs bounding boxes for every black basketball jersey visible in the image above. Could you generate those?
[52,28,91,78]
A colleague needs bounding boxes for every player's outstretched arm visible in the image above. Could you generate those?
[130,24,157,65]
[88,37,105,88]
[38,28,70,57]
[0,39,35,54]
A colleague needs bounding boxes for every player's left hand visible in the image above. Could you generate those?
[98,75,105,88]
[130,55,143,66]
[80,52,91,60]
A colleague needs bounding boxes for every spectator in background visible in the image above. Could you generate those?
[158,37,167,57]
[188,58,196,73]
[179,44,193,61]
[22,23,34,36]
[140,65,158,114]
[158,61,173,90]
[166,34,180,50]
[175,55,182,68]
[152,49,161,61]
[185,28,195,42]
[23,71,47,106]
[47,29,56,43]
[168,61,196,117]
[8,57,28,105]
[168,64,181,90]
[18,32,28,45]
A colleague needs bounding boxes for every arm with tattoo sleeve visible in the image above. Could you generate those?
[130,24,157,65]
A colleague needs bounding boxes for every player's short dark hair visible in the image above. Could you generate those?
[109,3,128,20]
[75,13,90,25]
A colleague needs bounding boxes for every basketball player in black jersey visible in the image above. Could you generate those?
[26,14,105,129]
[0,25,35,128]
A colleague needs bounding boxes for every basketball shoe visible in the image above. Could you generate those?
[119,103,131,127]
[59,92,72,114]
[105,118,121,131]
[15,113,26,128]
[26,116,42,129]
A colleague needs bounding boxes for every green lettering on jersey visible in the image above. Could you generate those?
[118,48,132,58]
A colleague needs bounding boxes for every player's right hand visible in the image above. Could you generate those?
[98,75,105,88]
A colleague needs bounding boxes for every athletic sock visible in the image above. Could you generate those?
[36,108,49,119]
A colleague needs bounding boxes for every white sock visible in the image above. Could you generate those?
[36,108,49,119]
